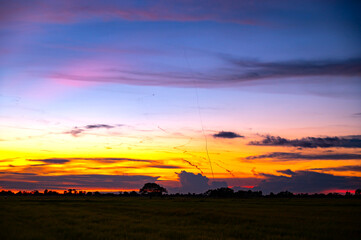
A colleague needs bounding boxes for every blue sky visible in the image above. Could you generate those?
[0,0,360,193]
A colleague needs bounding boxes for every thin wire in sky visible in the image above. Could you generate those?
[183,50,214,180]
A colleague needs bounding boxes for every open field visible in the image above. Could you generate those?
[0,197,360,240]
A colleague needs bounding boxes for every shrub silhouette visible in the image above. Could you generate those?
[205,187,234,197]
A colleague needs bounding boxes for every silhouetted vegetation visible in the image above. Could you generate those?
[1,185,360,199]
[139,183,167,196]
[355,188,361,196]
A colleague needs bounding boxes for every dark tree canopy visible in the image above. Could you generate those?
[356,189,361,196]
[205,187,234,197]
[139,183,167,195]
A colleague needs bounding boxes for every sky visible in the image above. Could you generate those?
[1,0,361,194]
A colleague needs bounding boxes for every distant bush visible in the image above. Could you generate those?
[1,188,360,198]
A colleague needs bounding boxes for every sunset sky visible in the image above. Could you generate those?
[1,0,360,194]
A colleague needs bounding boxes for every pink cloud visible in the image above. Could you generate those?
[48,60,105,88]
[19,59,116,101]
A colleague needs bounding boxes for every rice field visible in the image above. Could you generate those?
[0,196,360,240]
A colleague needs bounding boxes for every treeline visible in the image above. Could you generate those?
[1,187,361,198]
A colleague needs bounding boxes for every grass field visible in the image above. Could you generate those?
[0,197,360,240]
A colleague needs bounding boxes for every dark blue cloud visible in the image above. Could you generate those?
[213,131,244,139]
[28,157,156,164]
[0,173,158,190]
[249,135,361,148]
[65,124,121,137]
[2,1,360,29]
[170,171,228,193]
[26,157,184,169]
[29,158,70,164]
[245,152,361,161]
[277,169,295,175]
[310,165,361,172]
[45,57,361,89]
[210,181,228,189]
[221,57,361,82]
[78,157,155,163]
[254,170,361,194]
[177,171,209,193]
[149,165,181,169]
[85,124,115,129]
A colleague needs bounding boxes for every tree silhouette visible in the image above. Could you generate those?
[139,183,167,196]
[355,189,361,196]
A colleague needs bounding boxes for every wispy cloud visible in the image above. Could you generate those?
[25,157,185,170]
[249,135,361,148]
[85,124,115,129]
[310,165,361,172]
[27,157,156,165]
[43,57,361,89]
[149,164,181,169]
[66,128,84,137]
[64,124,121,137]
[29,158,70,164]
[81,157,155,163]
[245,152,361,161]
[220,56,361,81]
[0,0,261,28]
[276,169,295,175]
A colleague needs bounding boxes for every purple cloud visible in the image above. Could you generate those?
[0,172,159,190]
[249,135,361,148]
[169,171,228,193]
[213,131,244,139]
[310,165,361,172]
[245,152,361,161]
[0,0,262,28]
[29,158,70,164]
[254,170,361,194]
[42,57,361,89]
[64,124,120,137]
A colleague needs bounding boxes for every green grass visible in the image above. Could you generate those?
[0,197,360,240]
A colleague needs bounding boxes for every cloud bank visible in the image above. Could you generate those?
[44,57,361,89]
[245,152,361,161]
[255,170,361,194]
[0,173,159,190]
[25,157,183,170]
[310,165,361,172]
[249,135,361,148]
[222,57,361,81]
[0,0,263,27]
